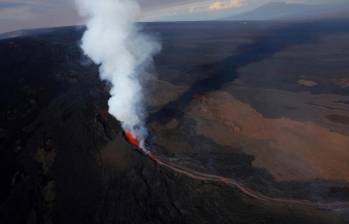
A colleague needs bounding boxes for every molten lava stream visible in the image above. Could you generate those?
[123,130,140,147]
[123,129,161,164]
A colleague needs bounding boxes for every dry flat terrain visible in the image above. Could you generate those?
[147,21,349,201]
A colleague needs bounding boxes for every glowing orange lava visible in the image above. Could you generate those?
[123,130,140,147]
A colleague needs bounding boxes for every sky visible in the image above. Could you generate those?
[0,0,346,33]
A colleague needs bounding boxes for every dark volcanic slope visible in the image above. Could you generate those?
[0,23,349,224]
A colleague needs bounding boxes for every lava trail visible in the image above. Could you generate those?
[148,153,349,210]
[123,131,349,210]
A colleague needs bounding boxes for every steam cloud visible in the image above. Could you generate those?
[75,0,160,145]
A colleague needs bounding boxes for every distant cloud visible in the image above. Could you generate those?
[0,0,346,33]
[286,0,305,3]
[142,0,245,21]
[0,0,54,7]
[0,5,35,21]
[0,0,78,33]
[208,0,243,11]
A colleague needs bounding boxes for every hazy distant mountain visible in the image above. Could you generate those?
[0,26,83,40]
[225,2,349,21]
[0,30,29,40]
[0,28,60,40]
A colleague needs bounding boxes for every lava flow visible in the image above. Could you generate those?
[122,131,349,210]
[123,129,154,159]
[123,129,140,147]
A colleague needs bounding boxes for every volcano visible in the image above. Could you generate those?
[1,22,349,224]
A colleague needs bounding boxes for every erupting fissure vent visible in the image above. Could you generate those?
[123,129,140,148]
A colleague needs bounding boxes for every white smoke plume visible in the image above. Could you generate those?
[75,0,160,145]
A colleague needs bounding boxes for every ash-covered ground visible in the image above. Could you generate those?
[1,21,349,224]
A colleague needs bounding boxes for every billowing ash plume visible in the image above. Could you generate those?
[75,0,160,146]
